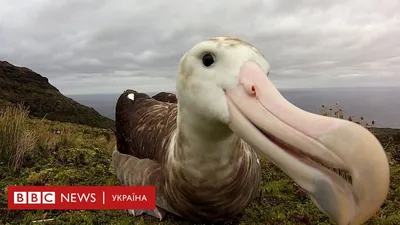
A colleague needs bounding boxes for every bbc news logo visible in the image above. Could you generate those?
[14,191,56,204]
[8,186,155,210]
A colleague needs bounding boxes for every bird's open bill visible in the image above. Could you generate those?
[225,61,390,225]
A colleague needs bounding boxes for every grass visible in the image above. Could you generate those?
[0,105,399,224]
[0,105,36,171]
[318,103,376,133]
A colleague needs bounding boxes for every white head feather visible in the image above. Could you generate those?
[176,37,270,124]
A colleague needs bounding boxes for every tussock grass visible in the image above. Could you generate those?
[319,103,376,133]
[0,107,117,224]
[0,105,36,170]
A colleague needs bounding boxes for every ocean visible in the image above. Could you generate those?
[68,87,400,129]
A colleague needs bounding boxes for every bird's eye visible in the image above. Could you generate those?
[202,53,214,67]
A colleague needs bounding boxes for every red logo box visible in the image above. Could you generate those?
[8,186,156,210]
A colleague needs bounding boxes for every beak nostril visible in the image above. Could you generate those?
[243,82,257,97]
[251,86,256,96]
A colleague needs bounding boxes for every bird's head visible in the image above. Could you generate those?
[176,36,390,225]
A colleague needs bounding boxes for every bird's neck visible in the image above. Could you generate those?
[167,105,244,182]
[177,105,238,157]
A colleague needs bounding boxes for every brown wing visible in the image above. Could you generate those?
[111,146,180,216]
[152,92,178,104]
[112,89,180,216]
[114,89,177,163]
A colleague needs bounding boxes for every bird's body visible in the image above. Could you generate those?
[114,90,261,222]
[112,37,389,225]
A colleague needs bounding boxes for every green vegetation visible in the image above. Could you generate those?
[0,105,36,170]
[0,105,399,225]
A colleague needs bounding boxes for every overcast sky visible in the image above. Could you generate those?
[1,0,400,95]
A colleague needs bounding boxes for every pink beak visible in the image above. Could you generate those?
[225,61,390,225]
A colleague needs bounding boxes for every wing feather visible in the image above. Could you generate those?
[112,89,180,216]
[114,89,177,162]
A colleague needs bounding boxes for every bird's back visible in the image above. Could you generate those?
[115,89,178,163]
[152,92,178,103]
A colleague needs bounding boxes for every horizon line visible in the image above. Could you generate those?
[65,85,400,96]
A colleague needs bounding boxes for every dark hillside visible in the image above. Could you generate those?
[0,61,114,129]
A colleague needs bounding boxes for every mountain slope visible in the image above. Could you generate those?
[0,61,114,129]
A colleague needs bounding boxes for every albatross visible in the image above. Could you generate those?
[112,37,389,225]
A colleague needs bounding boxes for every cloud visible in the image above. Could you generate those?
[1,0,399,94]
